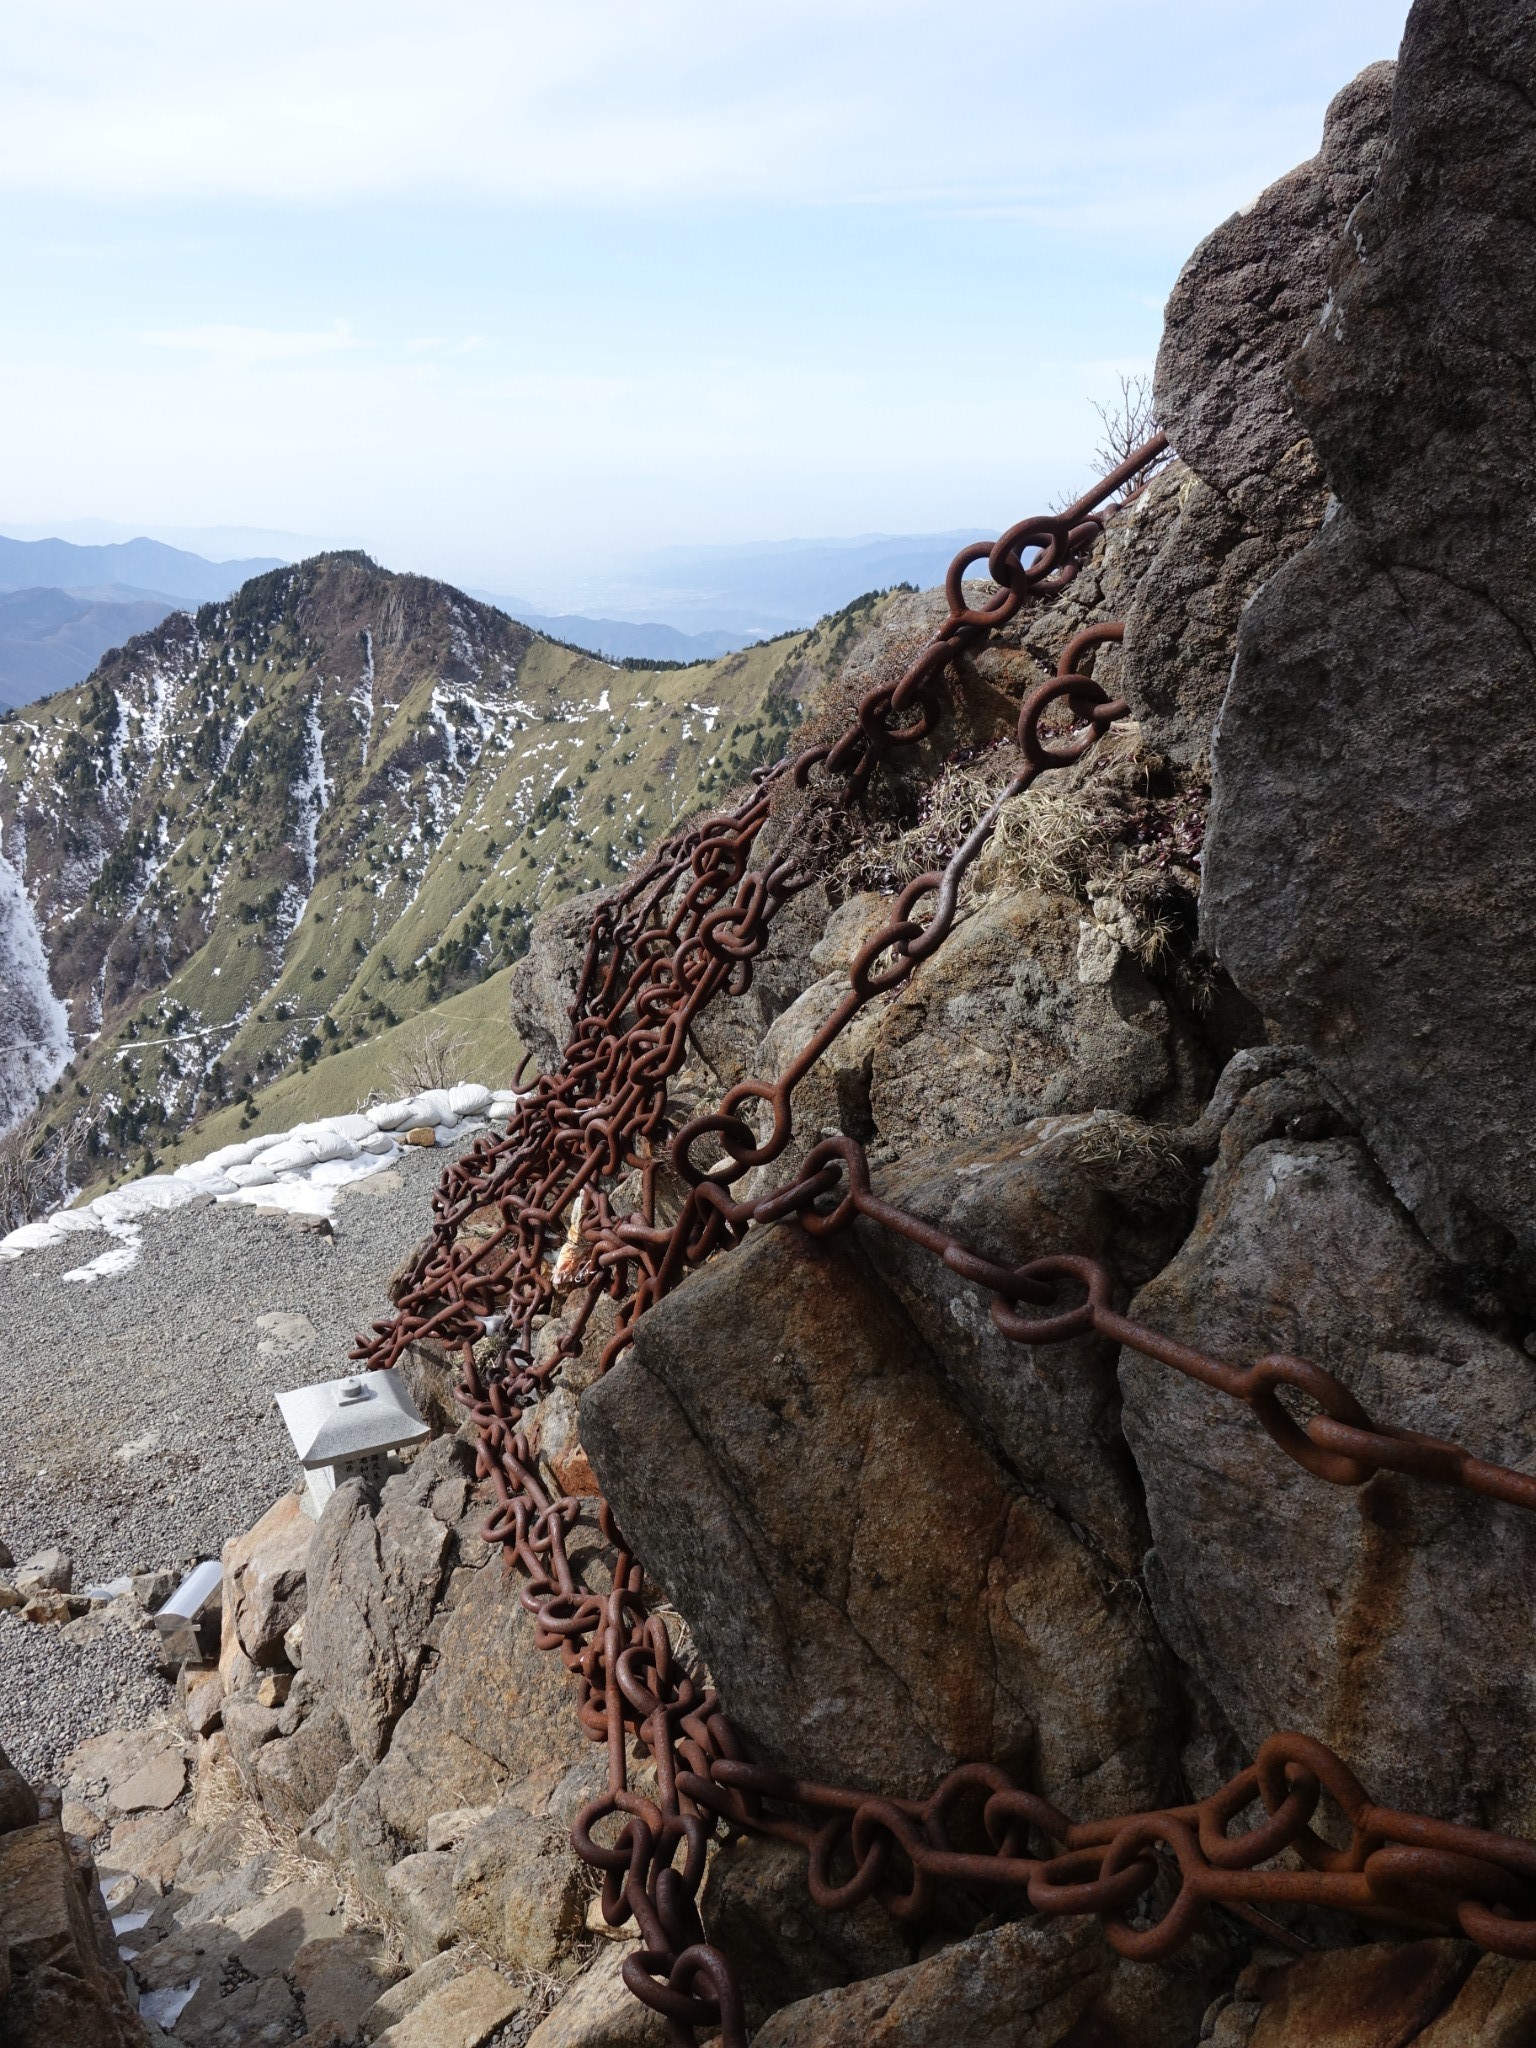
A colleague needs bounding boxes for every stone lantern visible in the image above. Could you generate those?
[274,1368,430,1517]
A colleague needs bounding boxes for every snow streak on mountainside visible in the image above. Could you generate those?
[0,551,877,1167]
[0,848,72,1134]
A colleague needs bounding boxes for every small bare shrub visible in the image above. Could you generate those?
[1091,372,1173,481]
[0,1104,100,1234]
[381,1019,473,1099]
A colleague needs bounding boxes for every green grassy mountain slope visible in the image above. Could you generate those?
[1,551,895,1173]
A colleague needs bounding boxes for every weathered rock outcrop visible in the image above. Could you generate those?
[508,886,615,1071]
[583,1205,1177,1816]
[1209,1939,1536,2047]
[865,883,1211,1154]
[329,1509,610,1977]
[1124,62,1394,762]
[1155,62,1394,538]
[750,1912,1216,2048]
[1202,2,1536,1301]
[0,1818,151,2046]
[853,1112,1193,1573]
[303,1435,472,1761]
[219,1489,311,1674]
[1121,1050,1536,1833]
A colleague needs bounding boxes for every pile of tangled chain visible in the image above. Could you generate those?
[357,437,1536,2044]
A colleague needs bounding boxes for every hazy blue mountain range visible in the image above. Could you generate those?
[0,589,176,711]
[0,525,982,706]
[0,534,283,604]
[0,519,348,559]
[528,531,978,636]
[470,597,756,665]
[0,534,286,707]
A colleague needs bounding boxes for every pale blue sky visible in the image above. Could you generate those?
[0,1,1411,606]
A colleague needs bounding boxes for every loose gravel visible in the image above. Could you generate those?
[0,1142,460,1778]
[0,1609,171,1783]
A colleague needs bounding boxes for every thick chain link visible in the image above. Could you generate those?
[353,434,1536,2041]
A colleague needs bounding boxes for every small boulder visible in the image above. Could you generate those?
[450,1760,604,1977]
[222,1694,282,1792]
[360,1948,474,2040]
[386,1849,460,1966]
[179,1667,223,1740]
[1233,1939,1536,2046]
[15,1548,71,1595]
[22,1590,77,1626]
[698,1834,908,2035]
[751,1915,1106,2048]
[291,1926,409,2039]
[222,1491,312,1670]
[254,1701,355,1830]
[525,1941,669,2046]
[371,1963,524,2048]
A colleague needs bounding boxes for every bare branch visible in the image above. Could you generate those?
[1090,373,1171,481]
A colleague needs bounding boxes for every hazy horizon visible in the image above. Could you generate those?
[2,3,1412,599]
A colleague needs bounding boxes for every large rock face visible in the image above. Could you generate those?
[582,1202,1176,1816]
[303,1437,468,1761]
[0,1820,149,2047]
[1220,1939,1536,2047]
[1124,62,1394,762]
[1155,62,1394,537]
[1120,1053,1536,1834]
[854,1112,1193,1575]
[332,1518,609,1948]
[1202,2,1536,1298]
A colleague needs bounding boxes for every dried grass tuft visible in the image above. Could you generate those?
[1055,1109,1195,1215]
[983,779,1113,899]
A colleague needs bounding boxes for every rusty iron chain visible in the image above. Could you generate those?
[353,432,1536,2042]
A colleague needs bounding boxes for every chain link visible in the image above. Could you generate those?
[353,432,1536,2041]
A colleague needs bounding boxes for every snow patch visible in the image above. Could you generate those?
[0,1081,524,1281]
[0,848,72,1135]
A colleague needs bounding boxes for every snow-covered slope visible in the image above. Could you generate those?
[0,848,71,1134]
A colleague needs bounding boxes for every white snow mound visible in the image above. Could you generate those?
[0,1079,524,1282]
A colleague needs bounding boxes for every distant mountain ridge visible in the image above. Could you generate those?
[0,526,974,708]
[534,530,977,635]
[0,551,885,1167]
[470,595,758,665]
[0,533,287,709]
[0,533,283,603]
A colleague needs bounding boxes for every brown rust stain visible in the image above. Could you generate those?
[1251,1940,1478,2048]
[1323,1474,1421,1769]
